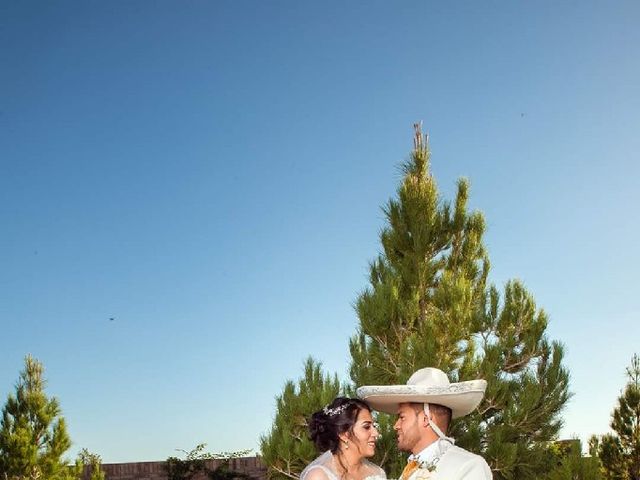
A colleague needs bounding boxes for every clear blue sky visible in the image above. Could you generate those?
[1,0,639,464]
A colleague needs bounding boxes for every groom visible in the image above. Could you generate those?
[357,367,492,480]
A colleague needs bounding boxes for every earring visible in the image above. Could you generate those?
[343,440,349,449]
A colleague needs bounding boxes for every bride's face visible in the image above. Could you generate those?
[347,408,379,458]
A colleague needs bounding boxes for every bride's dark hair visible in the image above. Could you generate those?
[308,397,371,453]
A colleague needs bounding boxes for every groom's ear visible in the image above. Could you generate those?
[419,411,430,428]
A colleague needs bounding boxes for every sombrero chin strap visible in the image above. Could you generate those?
[423,403,455,445]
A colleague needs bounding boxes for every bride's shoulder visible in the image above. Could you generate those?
[301,452,337,480]
[363,460,386,479]
[302,466,332,480]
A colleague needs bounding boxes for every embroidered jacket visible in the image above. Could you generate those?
[406,444,492,480]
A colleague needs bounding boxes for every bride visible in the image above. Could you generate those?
[301,397,385,480]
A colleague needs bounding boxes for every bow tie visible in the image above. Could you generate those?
[400,460,419,480]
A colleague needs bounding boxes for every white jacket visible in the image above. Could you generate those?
[408,445,492,480]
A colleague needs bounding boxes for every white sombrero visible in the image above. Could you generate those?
[356,367,487,419]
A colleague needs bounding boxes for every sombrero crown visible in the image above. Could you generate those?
[356,367,486,419]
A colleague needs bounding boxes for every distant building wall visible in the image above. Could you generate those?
[100,456,267,480]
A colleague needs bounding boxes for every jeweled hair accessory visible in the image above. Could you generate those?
[322,404,348,416]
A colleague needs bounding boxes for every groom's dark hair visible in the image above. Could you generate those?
[410,402,452,431]
[428,403,452,431]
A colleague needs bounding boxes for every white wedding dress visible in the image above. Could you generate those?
[300,451,386,480]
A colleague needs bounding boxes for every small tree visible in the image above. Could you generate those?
[593,354,640,480]
[165,444,253,480]
[75,449,105,480]
[260,358,342,480]
[0,355,74,480]
[166,444,210,480]
[544,439,601,480]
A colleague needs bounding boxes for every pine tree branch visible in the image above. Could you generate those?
[478,398,498,416]
[371,334,399,373]
[271,465,299,480]
[503,351,536,373]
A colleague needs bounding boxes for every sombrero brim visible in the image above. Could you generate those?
[357,379,487,419]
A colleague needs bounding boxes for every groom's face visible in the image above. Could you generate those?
[394,403,422,453]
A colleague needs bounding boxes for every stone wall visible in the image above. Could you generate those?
[100,456,267,480]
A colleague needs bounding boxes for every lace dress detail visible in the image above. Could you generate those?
[300,451,386,480]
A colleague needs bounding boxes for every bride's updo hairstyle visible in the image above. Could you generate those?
[308,397,371,453]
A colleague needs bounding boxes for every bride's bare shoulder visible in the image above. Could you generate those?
[303,467,331,480]
[363,460,386,478]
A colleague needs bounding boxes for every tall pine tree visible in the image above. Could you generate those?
[349,124,570,480]
[0,355,74,480]
[592,354,640,480]
[262,125,570,480]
